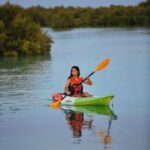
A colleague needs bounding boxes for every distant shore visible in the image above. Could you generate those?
[0,1,149,57]
[25,1,150,29]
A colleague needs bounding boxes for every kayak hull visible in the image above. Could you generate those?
[61,95,114,106]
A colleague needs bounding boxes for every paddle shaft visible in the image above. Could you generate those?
[82,71,95,83]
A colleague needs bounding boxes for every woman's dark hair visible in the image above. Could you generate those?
[68,66,80,79]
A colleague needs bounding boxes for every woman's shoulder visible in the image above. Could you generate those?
[79,76,83,79]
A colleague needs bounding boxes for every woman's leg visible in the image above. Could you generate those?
[81,92,92,97]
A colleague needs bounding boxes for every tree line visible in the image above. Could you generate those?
[0,1,150,57]
[26,1,150,28]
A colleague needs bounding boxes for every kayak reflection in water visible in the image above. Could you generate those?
[63,109,93,144]
[64,66,92,97]
[51,104,117,146]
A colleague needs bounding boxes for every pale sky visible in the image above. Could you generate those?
[0,0,146,8]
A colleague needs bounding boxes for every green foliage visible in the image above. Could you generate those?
[0,20,7,53]
[25,3,150,29]
[26,6,48,26]
[139,0,150,7]
[0,2,53,57]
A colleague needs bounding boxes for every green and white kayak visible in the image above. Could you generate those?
[61,95,114,106]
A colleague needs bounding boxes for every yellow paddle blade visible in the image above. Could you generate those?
[95,58,110,72]
[50,103,61,110]
[50,100,61,107]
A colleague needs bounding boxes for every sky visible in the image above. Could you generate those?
[0,0,146,8]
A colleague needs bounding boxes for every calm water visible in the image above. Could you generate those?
[0,28,150,150]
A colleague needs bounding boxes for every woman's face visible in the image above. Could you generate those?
[71,68,79,76]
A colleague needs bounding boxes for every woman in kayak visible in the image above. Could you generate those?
[64,66,92,97]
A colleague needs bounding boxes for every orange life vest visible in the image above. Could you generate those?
[69,77,83,95]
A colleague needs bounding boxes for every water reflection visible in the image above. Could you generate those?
[0,55,51,69]
[0,55,52,119]
[96,115,115,150]
[63,107,94,144]
[51,105,117,147]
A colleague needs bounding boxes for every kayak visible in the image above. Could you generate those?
[60,95,114,106]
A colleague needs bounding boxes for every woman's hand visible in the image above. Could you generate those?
[84,76,92,85]
[65,90,71,96]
